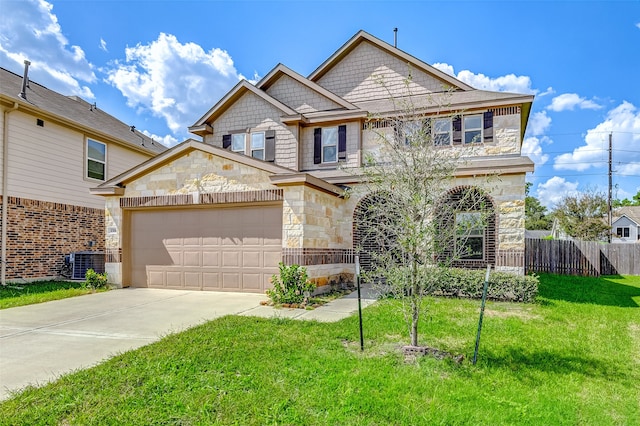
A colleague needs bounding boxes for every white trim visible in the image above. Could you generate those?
[86,138,107,181]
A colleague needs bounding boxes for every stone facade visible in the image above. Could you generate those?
[1,196,104,281]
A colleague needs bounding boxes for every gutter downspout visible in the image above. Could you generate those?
[1,102,19,286]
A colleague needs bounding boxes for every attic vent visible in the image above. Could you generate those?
[490,106,521,116]
[36,119,44,127]
[363,120,393,130]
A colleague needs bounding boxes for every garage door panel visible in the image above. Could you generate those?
[130,205,282,292]
[202,272,220,289]
[202,251,219,267]
[184,272,201,289]
[222,273,240,290]
[183,251,201,267]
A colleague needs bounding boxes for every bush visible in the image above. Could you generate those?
[433,268,538,303]
[84,269,108,290]
[267,263,316,305]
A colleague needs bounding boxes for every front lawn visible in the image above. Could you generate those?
[1,274,639,425]
[0,281,104,309]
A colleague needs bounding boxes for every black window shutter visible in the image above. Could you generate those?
[222,134,231,149]
[313,128,322,164]
[483,111,494,142]
[452,117,462,145]
[265,130,276,162]
[338,125,347,160]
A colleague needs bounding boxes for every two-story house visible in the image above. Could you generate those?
[1,62,165,284]
[92,30,534,292]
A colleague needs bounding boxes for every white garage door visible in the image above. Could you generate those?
[129,205,282,292]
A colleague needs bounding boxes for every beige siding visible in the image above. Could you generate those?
[266,75,343,113]
[317,41,447,103]
[300,122,360,171]
[4,111,151,209]
[208,92,298,170]
[0,106,6,191]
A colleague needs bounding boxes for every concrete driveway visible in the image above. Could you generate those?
[0,288,265,401]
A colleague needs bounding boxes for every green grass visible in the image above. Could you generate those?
[1,274,639,425]
[0,281,103,309]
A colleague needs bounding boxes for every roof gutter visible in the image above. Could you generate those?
[2,102,19,286]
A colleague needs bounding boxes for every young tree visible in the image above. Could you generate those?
[525,182,552,230]
[349,77,494,348]
[553,189,609,241]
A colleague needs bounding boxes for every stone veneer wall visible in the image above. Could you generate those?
[1,196,104,281]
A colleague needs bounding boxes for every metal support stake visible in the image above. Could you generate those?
[473,264,491,365]
[355,255,364,352]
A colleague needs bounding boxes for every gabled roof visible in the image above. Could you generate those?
[189,80,298,134]
[0,67,165,155]
[91,139,297,195]
[613,206,640,226]
[256,63,359,110]
[308,30,474,92]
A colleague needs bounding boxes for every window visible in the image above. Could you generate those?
[464,115,483,144]
[401,120,424,146]
[616,227,630,238]
[455,212,484,260]
[87,138,106,181]
[314,125,346,164]
[231,133,245,153]
[251,132,265,160]
[322,127,338,163]
[433,118,451,146]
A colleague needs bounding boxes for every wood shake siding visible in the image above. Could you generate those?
[210,93,298,169]
[266,75,343,113]
[1,196,104,280]
[316,42,446,103]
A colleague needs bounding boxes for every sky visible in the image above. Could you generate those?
[1,0,639,209]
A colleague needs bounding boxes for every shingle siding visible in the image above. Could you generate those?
[266,75,342,113]
[316,41,447,103]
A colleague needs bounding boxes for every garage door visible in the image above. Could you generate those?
[129,205,282,292]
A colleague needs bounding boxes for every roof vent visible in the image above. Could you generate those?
[19,60,31,100]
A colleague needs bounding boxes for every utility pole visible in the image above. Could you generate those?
[608,132,612,243]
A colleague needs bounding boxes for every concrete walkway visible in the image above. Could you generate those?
[0,286,376,400]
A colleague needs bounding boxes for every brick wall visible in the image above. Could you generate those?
[1,196,104,281]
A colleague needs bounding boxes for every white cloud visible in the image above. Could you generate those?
[528,111,552,136]
[99,38,108,52]
[538,87,555,97]
[106,33,245,136]
[432,62,536,94]
[0,0,95,97]
[536,177,579,209]
[547,93,602,112]
[523,136,550,166]
[141,129,179,147]
[554,101,640,174]
[636,22,640,29]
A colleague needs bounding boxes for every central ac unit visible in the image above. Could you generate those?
[69,251,105,280]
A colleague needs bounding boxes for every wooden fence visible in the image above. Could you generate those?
[525,239,640,276]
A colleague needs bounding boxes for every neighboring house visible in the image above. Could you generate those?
[611,206,640,243]
[1,63,166,284]
[92,30,534,293]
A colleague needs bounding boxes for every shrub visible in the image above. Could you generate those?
[84,269,108,290]
[267,263,316,305]
[433,268,538,303]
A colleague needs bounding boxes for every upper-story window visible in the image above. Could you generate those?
[251,132,265,160]
[433,118,452,146]
[322,127,338,163]
[464,115,483,144]
[223,130,275,162]
[314,125,347,165]
[430,111,493,146]
[87,138,106,181]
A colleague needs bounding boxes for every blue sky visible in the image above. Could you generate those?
[1,0,639,208]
